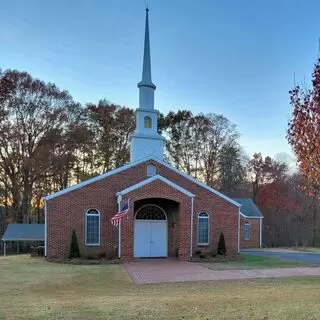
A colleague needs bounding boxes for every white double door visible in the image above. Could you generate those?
[134,220,167,258]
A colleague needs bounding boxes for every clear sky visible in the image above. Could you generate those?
[1,0,319,160]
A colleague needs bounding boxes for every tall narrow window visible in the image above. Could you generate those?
[85,209,100,246]
[245,222,251,240]
[144,116,152,128]
[198,212,209,245]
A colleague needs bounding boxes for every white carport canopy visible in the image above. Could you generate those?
[1,224,45,256]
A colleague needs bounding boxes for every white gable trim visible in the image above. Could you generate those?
[117,175,195,198]
[44,156,154,200]
[45,155,240,207]
[240,212,264,219]
[157,157,241,207]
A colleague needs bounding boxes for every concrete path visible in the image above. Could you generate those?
[242,249,320,264]
[124,259,320,284]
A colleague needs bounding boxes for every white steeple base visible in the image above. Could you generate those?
[130,133,164,162]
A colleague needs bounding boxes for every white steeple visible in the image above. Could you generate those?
[130,8,164,162]
[138,8,156,90]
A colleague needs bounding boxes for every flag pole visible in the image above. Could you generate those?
[117,195,122,258]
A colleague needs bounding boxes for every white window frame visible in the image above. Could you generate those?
[144,116,152,128]
[85,208,101,246]
[197,211,209,245]
[146,164,157,177]
[245,222,251,240]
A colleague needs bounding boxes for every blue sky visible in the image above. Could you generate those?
[1,0,319,160]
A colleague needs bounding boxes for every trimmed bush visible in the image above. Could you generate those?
[217,232,227,255]
[69,230,80,259]
[98,252,107,259]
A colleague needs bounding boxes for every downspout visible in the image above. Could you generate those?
[237,207,241,254]
[260,218,263,248]
[190,197,194,258]
[117,194,122,258]
[44,199,47,257]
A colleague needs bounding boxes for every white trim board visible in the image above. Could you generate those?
[44,155,240,207]
[240,212,264,219]
[117,175,195,198]
[44,157,149,200]
[158,158,241,208]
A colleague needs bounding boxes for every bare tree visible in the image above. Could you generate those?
[0,69,82,222]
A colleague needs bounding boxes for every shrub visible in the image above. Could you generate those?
[194,250,202,256]
[98,252,107,259]
[199,253,206,259]
[36,246,45,256]
[69,230,80,259]
[217,232,227,255]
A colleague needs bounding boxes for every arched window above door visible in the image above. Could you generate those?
[135,205,166,220]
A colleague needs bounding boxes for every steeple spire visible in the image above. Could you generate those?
[138,8,156,90]
[130,7,164,162]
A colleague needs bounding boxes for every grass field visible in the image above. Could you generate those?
[291,247,320,253]
[203,253,314,270]
[1,255,320,320]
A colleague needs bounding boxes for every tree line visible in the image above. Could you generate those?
[0,68,319,247]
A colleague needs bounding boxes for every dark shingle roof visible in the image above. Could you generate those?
[1,224,45,241]
[232,198,263,218]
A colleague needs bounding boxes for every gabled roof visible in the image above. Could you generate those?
[45,155,240,207]
[117,175,195,198]
[2,224,45,241]
[232,198,263,218]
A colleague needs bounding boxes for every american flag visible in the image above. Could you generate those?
[111,200,130,227]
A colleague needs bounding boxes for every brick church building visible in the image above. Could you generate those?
[45,9,263,261]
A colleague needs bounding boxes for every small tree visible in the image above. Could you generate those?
[69,230,80,259]
[217,232,227,255]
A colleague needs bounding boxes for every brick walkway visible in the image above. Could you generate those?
[124,259,320,284]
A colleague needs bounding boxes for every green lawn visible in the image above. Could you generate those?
[291,247,320,253]
[1,255,320,320]
[203,253,315,270]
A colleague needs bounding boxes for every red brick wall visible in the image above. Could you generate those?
[47,159,239,260]
[118,180,192,261]
[240,217,261,248]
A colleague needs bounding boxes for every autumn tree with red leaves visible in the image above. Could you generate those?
[287,58,320,191]
[287,58,320,246]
